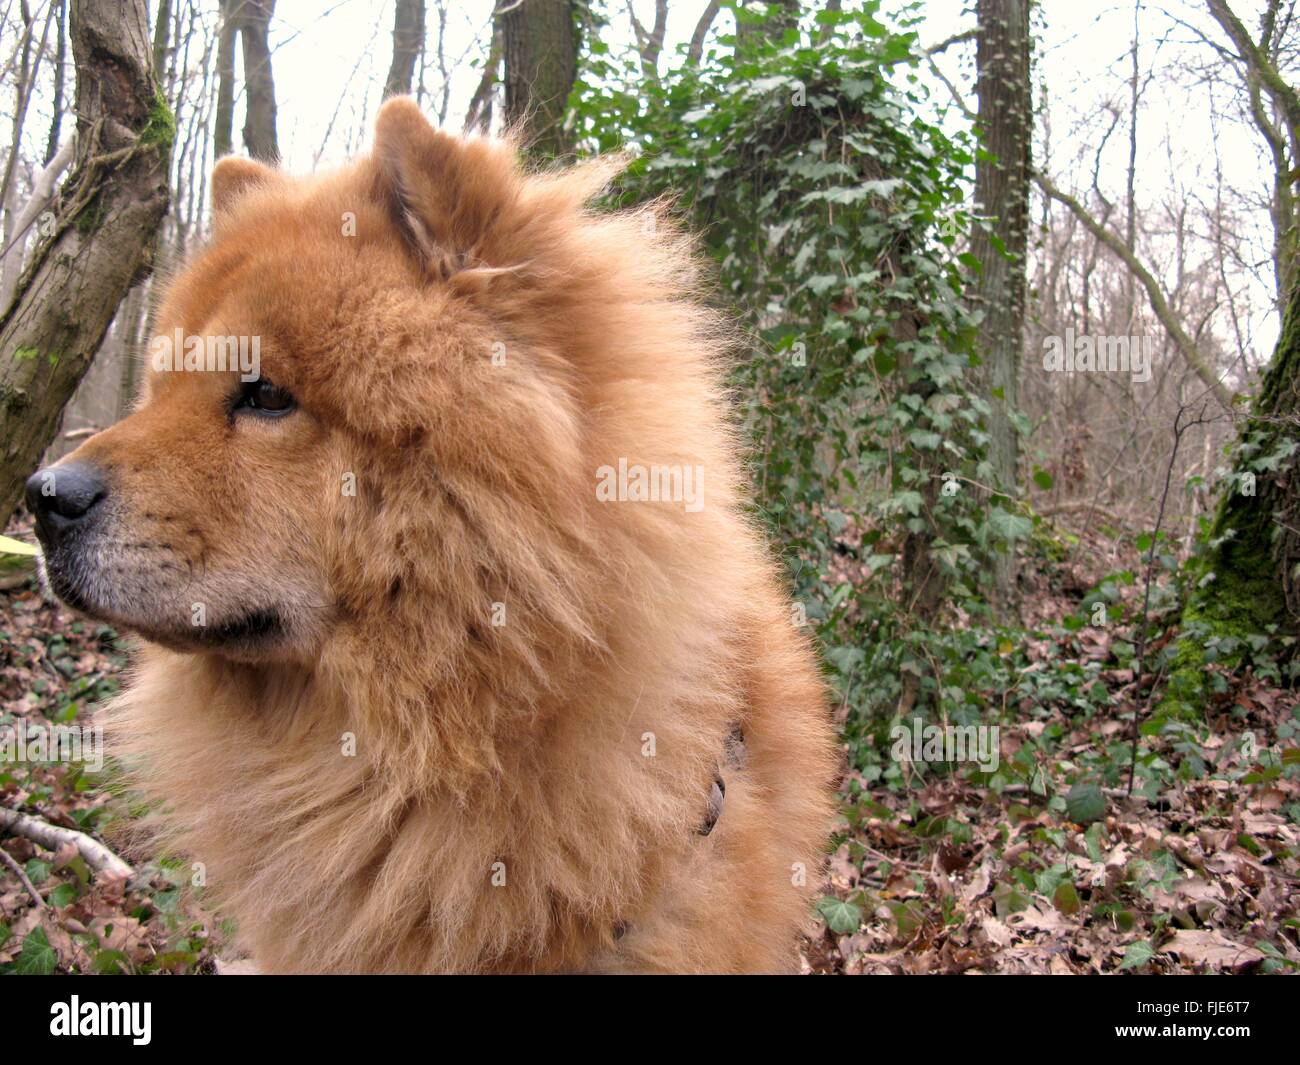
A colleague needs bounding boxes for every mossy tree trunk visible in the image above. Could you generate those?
[0,0,171,528]
[972,0,1031,618]
[1161,273,1300,713]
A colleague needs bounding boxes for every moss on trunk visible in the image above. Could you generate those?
[1161,277,1300,715]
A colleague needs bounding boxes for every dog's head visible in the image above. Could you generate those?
[28,100,653,665]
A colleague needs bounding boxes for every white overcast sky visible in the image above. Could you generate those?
[261,1,1277,347]
[0,1,1283,358]
[269,0,728,168]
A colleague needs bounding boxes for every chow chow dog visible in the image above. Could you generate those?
[26,99,837,973]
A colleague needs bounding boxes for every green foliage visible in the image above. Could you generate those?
[1065,781,1106,824]
[574,2,1022,733]
[140,91,177,159]
[11,925,57,974]
[816,895,862,934]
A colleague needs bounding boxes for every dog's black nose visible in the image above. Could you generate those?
[26,461,108,539]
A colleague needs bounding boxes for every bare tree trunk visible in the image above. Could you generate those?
[44,0,67,166]
[971,0,1032,615]
[1123,0,1140,328]
[384,0,425,99]
[0,0,171,527]
[0,135,76,311]
[152,0,172,80]
[687,1,721,65]
[213,0,237,159]
[1,1,55,217]
[500,0,579,157]
[239,0,279,161]
[627,0,668,79]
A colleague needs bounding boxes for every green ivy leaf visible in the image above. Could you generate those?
[48,882,79,908]
[1118,940,1155,971]
[1066,782,1106,824]
[14,926,57,975]
[91,949,131,975]
[816,896,862,935]
[988,508,1033,541]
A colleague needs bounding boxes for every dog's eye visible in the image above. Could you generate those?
[238,380,296,417]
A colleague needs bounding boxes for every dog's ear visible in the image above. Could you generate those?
[211,157,283,229]
[371,97,520,279]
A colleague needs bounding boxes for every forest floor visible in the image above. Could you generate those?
[1,515,1297,975]
[806,521,1300,975]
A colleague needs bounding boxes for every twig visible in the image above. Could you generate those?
[923,29,978,56]
[1127,401,1218,796]
[0,807,133,879]
[0,845,46,908]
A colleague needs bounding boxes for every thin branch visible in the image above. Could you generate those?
[1034,169,1235,407]
[1207,0,1300,144]
[0,844,45,908]
[687,0,720,66]
[923,27,977,55]
[464,21,502,134]
[1127,401,1221,795]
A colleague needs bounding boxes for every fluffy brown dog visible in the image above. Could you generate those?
[27,99,837,973]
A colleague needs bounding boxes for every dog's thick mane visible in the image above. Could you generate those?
[107,103,834,973]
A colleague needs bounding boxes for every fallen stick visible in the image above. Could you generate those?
[0,845,46,908]
[0,807,133,879]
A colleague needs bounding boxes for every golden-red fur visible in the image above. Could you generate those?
[57,99,837,972]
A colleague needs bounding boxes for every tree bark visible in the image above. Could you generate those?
[238,0,279,162]
[44,0,67,166]
[687,1,721,65]
[1162,270,1300,714]
[213,0,237,159]
[971,0,1032,615]
[0,0,171,527]
[384,0,425,99]
[152,0,172,80]
[627,0,668,79]
[0,134,76,311]
[500,0,579,157]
